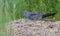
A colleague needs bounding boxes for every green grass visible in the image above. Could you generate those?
[0,25,7,36]
[0,0,60,36]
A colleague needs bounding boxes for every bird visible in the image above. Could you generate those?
[23,11,56,21]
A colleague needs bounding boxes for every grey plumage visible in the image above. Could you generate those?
[23,11,45,20]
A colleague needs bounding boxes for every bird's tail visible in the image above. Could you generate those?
[42,12,56,18]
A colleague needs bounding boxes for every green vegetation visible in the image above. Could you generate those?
[0,0,60,36]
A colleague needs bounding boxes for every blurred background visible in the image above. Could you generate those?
[0,0,60,36]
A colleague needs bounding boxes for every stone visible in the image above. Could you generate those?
[7,19,60,36]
